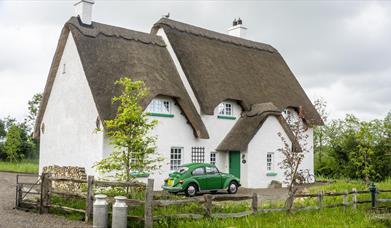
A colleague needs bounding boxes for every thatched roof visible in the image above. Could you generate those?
[217,103,301,152]
[151,18,323,126]
[34,17,209,139]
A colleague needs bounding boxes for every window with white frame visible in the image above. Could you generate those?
[191,147,205,163]
[147,99,171,114]
[210,152,216,165]
[218,102,233,116]
[170,147,183,171]
[267,152,274,171]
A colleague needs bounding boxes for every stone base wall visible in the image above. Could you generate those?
[42,165,87,192]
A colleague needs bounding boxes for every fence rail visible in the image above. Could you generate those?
[16,174,391,228]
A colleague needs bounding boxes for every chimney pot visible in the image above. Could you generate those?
[74,0,95,25]
[228,17,247,38]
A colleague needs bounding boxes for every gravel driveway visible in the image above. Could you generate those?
[0,172,89,228]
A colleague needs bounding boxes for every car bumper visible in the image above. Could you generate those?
[162,185,183,193]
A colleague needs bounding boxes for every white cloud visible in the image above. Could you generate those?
[0,1,390,122]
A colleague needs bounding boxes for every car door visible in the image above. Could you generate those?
[191,167,208,191]
[205,166,222,190]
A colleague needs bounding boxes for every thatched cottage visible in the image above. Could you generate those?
[35,0,322,190]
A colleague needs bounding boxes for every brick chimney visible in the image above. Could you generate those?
[74,0,94,25]
[228,18,247,38]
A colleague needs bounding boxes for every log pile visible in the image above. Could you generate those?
[42,165,87,192]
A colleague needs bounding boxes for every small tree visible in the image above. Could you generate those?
[278,109,309,212]
[94,77,162,183]
[4,124,24,162]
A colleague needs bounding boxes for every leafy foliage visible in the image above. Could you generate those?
[0,93,42,160]
[313,99,391,182]
[94,77,163,182]
[4,124,24,162]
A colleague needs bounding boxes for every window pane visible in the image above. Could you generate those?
[218,103,225,115]
[192,167,205,176]
[210,152,216,165]
[170,147,183,171]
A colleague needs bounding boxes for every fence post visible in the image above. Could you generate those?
[85,175,94,223]
[16,183,22,208]
[40,173,50,214]
[317,191,323,210]
[369,182,377,208]
[144,179,154,228]
[251,193,258,213]
[352,188,357,209]
[204,194,213,218]
[343,190,348,209]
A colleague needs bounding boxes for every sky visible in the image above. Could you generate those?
[0,0,390,122]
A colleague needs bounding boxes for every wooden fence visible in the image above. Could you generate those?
[16,174,391,228]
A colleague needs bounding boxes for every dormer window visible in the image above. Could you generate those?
[217,102,236,120]
[146,98,174,118]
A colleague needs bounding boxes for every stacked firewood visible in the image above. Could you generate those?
[42,165,87,192]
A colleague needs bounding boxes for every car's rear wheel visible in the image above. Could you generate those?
[185,183,198,197]
[227,181,238,194]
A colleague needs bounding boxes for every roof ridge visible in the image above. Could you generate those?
[153,18,277,53]
[67,17,166,47]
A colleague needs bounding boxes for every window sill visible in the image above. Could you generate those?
[130,171,150,178]
[147,113,174,118]
[266,172,277,176]
[217,115,236,120]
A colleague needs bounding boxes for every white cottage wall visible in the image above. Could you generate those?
[245,116,292,188]
[39,33,104,175]
[283,108,315,179]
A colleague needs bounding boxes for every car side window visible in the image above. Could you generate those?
[192,167,205,176]
[205,166,219,174]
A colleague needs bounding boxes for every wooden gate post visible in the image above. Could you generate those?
[144,179,154,228]
[352,188,357,209]
[85,175,94,222]
[251,193,258,213]
[16,183,23,208]
[40,173,50,214]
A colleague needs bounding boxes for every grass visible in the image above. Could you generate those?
[46,178,391,228]
[0,159,38,173]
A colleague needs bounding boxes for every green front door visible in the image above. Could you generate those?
[229,151,241,179]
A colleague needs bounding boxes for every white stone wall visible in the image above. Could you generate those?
[39,33,104,175]
[245,116,292,188]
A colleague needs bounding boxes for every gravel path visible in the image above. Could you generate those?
[0,172,89,228]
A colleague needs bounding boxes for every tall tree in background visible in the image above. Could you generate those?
[94,77,162,184]
[0,119,5,139]
[4,124,23,162]
[25,93,42,133]
[313,98,328,167]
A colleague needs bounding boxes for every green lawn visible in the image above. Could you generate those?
[0,159,38,173]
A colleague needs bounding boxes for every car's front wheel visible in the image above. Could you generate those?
[185,183,198,197]
[227,181,238,194]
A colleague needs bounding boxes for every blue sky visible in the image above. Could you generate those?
[0,0,390,121]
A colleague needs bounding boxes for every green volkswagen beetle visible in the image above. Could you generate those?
[162,163,240,197]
